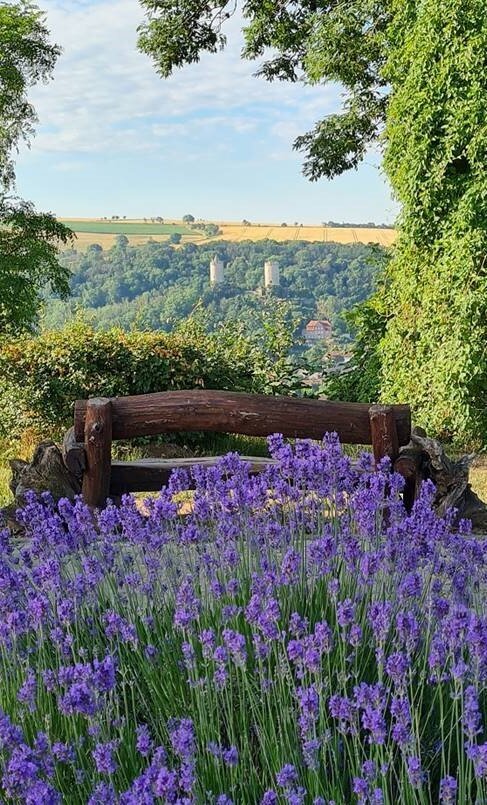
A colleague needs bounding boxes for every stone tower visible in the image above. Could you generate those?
[210,256,224,284]
[264,260,280,288]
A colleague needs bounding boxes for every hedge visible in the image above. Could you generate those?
[0,320,294,438]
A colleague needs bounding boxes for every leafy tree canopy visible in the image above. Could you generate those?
[379,0,487,444]
[136,0,487,445]
[0,1,72,333]
[136,0,390,181]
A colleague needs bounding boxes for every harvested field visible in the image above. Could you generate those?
[59,218,397,250]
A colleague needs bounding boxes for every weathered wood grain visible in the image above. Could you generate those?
[369,405,400,464]
[82,398,112,508]
[75,390,411,446]
[62,426,86,479]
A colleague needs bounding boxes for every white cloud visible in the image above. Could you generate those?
[23,0,339,156]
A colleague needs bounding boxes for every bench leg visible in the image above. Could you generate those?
[369,405,399,466]
[82,397,112,508]
[394,452,423,513]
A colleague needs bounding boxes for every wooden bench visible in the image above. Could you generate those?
[72,390,415,509]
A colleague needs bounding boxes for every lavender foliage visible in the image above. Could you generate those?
[0,434,486,801]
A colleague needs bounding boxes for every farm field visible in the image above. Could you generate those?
[60,218,397,250]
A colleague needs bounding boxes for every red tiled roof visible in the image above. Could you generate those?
[305,319,332,331]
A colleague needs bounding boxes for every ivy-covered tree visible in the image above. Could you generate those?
[379,0,487,443]
[0,1,72,333]
[136,0,487,443]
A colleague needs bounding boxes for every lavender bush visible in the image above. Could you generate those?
[0,434,486,803]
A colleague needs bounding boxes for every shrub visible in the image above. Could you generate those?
[0,437,484,801]
[0,319,294,436]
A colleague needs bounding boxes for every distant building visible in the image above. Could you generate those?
[302,319,333,343]
[210,257,224,284]
[264,260,280,288]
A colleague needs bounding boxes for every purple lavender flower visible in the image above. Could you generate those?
[93,655,117,692]
[182,641,196,668]
[337,598,355,628]
[222,629,247,666]
[385,652,410,687]
[302,737,320,770]
[52,742,75,764]
[103,610,138,645]
[464,685,482,742]
[368,601,393,644]
[289,613,309,637]
[168,717,195,760]
[17,671,37,712]
[407,756,424,788]
[261,792,278,805]
[135,724,152,758]
[390,696,412,746]
[281,548,301,585]
[399,571,422,599]
[144,644,158,660]
[92,741,118,775]
[174,577,201,630]
[24,780,62,804]
[349,623,362,647]
[276,764,298,789]
[2,744,40,798]
[308,535,335,576]
[199,629,216,659]
[222,746,239,767]
[439,776,457,804]
[222,604,240,622]
[362,759,376,780]
[253,632,270,660]
[88,782,116,805]
[396,610,420,653]
[352,777,369,800]
[286,788,306,805]
[153,767,178,798]
[361,706,386,745]
[58,682,96,718]
[467,743,487,777]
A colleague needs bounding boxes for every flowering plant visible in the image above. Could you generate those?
[0,434,485,803]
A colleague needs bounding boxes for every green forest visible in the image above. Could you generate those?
[43,238,382,340]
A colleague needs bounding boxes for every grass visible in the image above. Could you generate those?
[61,221,193,235]
[470,456,487,503]
[0,428,45,507]
[59,218,397,251]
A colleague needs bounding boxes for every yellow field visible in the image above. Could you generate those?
[66,231,205,250]
[215,224,396,246]
[62,219,397,250]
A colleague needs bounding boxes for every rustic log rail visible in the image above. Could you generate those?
[71,390,412,508]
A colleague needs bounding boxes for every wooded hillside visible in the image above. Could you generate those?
[43,239,383,338]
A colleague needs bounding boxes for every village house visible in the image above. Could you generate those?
[302,318,333,343]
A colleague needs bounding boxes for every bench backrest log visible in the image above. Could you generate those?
[74,390,411,508]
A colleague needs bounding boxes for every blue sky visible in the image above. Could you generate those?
[16,0,398,224]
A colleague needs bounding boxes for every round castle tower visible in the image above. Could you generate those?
[264,260,280,288]
[210,257,224,284]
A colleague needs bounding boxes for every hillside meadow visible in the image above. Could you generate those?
[60,219,397,250]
